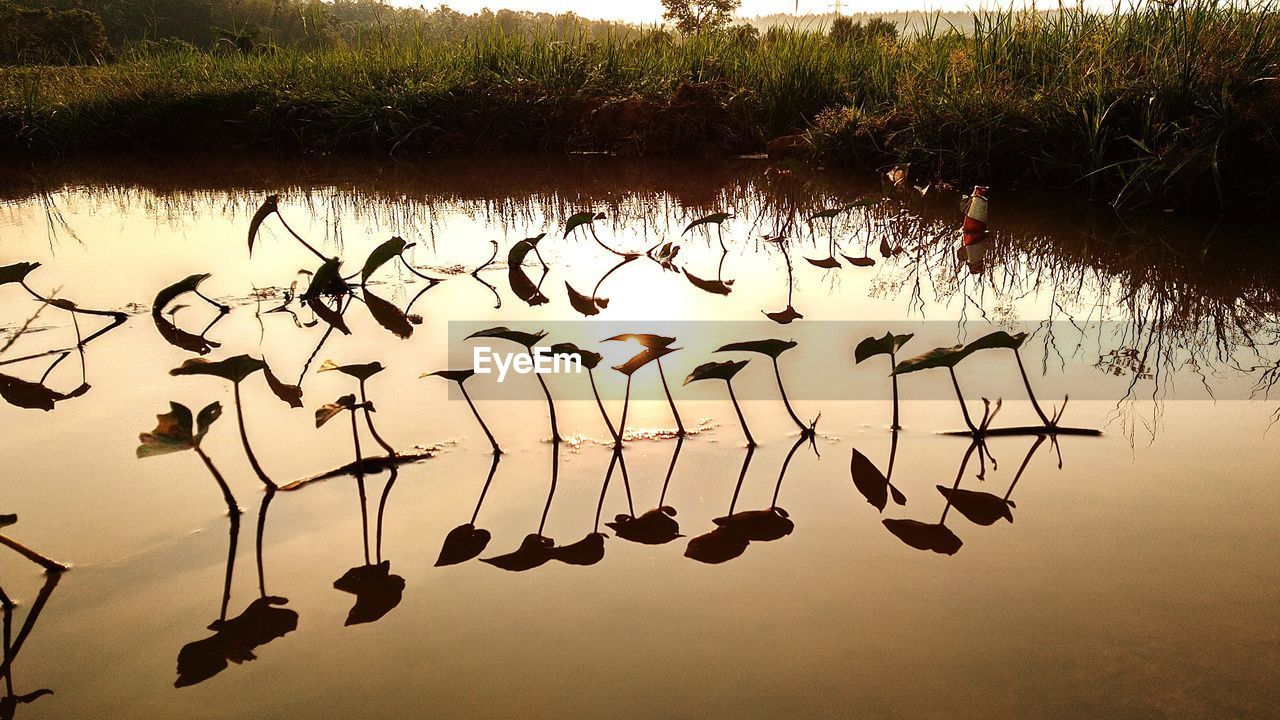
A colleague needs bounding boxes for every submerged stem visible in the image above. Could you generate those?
[234,382,276,490]
[725,379,755,447]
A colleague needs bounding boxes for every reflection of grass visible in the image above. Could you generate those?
[4,4,1279,207]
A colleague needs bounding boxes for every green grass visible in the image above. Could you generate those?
[3,1,1279,210]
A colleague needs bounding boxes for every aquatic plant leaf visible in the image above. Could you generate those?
[0,262,40,286]
[607,508,681,545]
[854,332,914,364]
[715,339,796,359]
[879,237,893,258]
[612,346,678,376]
[301,258,344,301]
[435,523,492,566]
[683,360,748,385]
[333,561,405,625]
[882,518,962,555]
[137,401,221,457]
[318,359,385,381]
[682,212,731,234]
[842,254,876,267]
[893,345,968,375]
[0,371,59,411]
[247,195,278,255]
[508,265,548,306]
[683,269,732,295]
[713,508,793,542]
[807,208,846,221]
[551,532,607,566]
[549,343,602,370]
[890,485,907,506]
[262,364,303,408]
[170,355,265,384]
[564,211,604,238]
[467,326,547,348]
[684,525,749,564]
[0,514,15,528]
[424,369,477,383]
[565,282,602,316]
[306,297,351,335]
[481,533,555,572]
[315,394,361,428]
[963,330,1027,353]
[364,287,413,339]
[763,306,803,324]
[849,447,890,511]
[936,486,1013,525]
[604,333,675,349]
[805,256,841,269]
[360,237,408,285]
[153,273,211,313]
[507,234,546,265]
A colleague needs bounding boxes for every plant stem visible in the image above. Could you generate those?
[0,535,66,573]
[588,369,618,445]
[772,357,805,431]
[658,435,684,507]
[460,382,501,454]
[195,446,240,516]
[537,448,559,536]
[890,351,901,430]
[255,488,274,597]
[234,382,276,489]
[528,348,561,443]
[656,357,685,436]
[359,379,396,456]
[727,445,756,515]
[469,453,501,526]
[1012,348,1053,426]
[726,379,755,447]
[948,367,978,433]
[772,435,806,507]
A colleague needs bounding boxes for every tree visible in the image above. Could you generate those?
[661,0,739,34]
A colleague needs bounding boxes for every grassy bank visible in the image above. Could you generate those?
[3,1,1279,210]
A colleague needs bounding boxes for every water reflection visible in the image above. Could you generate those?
[0,573,59,719]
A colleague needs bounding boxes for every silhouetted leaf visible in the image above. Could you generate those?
[893,345,968,375]
[424,369,476,383]
[137,401,221,457]
[683,269,732,295]
[807,208,846,221]
[607,508,681,545]
[262,364,303,408]
[551,532,607,566]
[879,237,893,258]
[467,326,547,348]
[318,359,385,381]
[0,261,40,286]
[964,330,1028,353]
[360,237,408,285]
[715,339,796,359]
[364,287,413,339]
[315,394,365,428]
[849,447,890,511]
[682,212,731,234]
[565,282,602,316]
[604,333,675,349]
[247,195,277,255]
[0,514,15,528]
[854,332,914,363]
[435,523,491,566]
[684,525,749,564]
[564,211,604,238]
[549,343,602,370]
[684,360,748,385]
[481,533,555,571]
[805,256,841,269]
[612,346,678,376]
[842,254,876,267]
[763,305,803,324]
[154,273,211,313]
[882,518,962,555]
[714,508,793,542]
[507,234,546,265]
[301,258,344,301]
[890,485,907,506]
[170,355,265,384]
[936,486,1014,525]
[0,371,60,411]
[333,561,404,625]
[306,297,351,335]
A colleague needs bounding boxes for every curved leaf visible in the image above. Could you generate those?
[508,265,548,306]
[879,237,893,258]
[301,258,344,301]
[854,332,914,364]
[306,297,351,335]
[715,339,796,359]
[262,364,303,408]
[549,342,602,370]
[318,359,384,381]
[682,212,731,234]
[612,346,678,376]
[247,195,278,255]
[564,211,604,238]
[683,269,732,295]
[882,518,962,555]
[0,262,40,287]
[893,345,967,375]
[842,255,876,267]
[763,306,803,324]
[805,256,841,269]
[137,401,220,457]
[0,371,60,411]
[364,287,413,339]
[565,282,602,317]
[936,486,1014,525]
[170,355,265,384]
[507,234,546,266]
[964,330,1027,353]
[423,369,476,383]
[360,237,408,285]
[0,514,15,528]
[850,447,890,511]
[315,394,362,428]
[603,333,675,349]
[684,360,748,385]
[466,326,547,348]
[153,273,211,314]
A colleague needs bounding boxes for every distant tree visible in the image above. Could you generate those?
[829,15,898,45]
[0,6,108,64]
[661,0,740,34]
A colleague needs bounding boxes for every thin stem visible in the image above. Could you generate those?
[0,535,66,573]
[350,409,369,565]
[726,379,755,447]
[233,382,276,490]
[469,453,501,526]
[219,511,240,623]
[1013,349,1053,426]
[529,348,561,443]
[0,573,58,679]
[588,369,618,444]
[772,357,805,431]
[255,489,274,598]
[359,379,396,457]
[617,447,635,518]
[195,446,240,516]
[727,445,756,515]
[537,448,560,536]
[658,435,684,507]
[460,382,500,454]
[656,358,685,436]
[1004,436,1047,501]
[374,468,398,564]
[890,352,901,430]
[594,449,620,533]
[772,435,807,507]
[274,212,328,262]
[940,442,980,525]
[948,367,978,433]
[617,375,632,445]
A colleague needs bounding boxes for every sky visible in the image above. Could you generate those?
[388,0,1100,24]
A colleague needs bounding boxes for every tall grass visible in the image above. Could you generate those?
[2,0,1278,209]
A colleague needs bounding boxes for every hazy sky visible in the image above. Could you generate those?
[389,0,1062,24]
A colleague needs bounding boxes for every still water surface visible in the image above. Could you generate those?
[1,156,1278,719]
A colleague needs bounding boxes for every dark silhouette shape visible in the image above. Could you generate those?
[435,453,501,567]
[550,343,616,444]
[939,434,1051,526]
[423,369,501,454]
[761,235,803,324]
[334,466,405,626]
[507,236,549,307]
[715,338,817,434]
[606,334,686,437]
[137,401,239,515]
[0,515,66,574]
[482,448,559,572]
[151,273,228,355]
[685,445,756,564]
[607,436,685,545]
[849,431,907,512]
[882,441,982,555]
[854,332,914,429]
[466,327,561,443]
[684,360,754,447]
[1,572,61,717]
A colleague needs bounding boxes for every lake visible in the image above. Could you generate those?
[1,155,1278,719]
